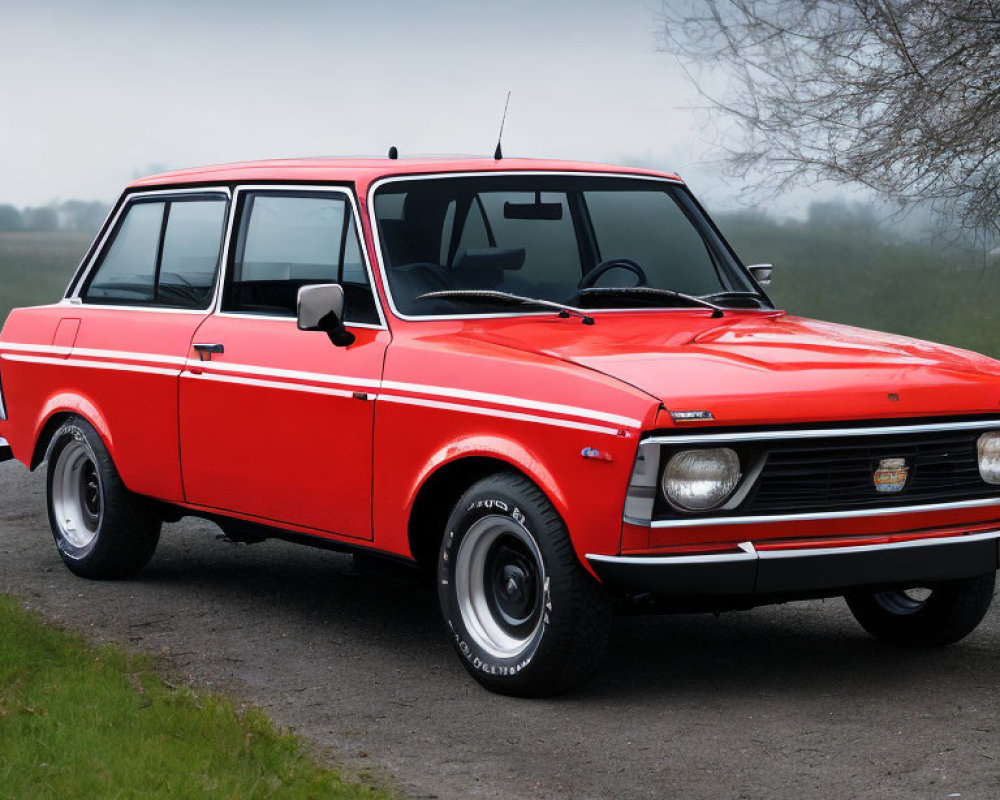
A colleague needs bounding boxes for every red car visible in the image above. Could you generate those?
[2,157,999,696]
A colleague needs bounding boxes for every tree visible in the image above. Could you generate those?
[22,206,59,232]
[660,1,1000,231]
[0,204,22,231]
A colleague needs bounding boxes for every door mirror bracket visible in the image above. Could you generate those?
[297,284,356,347]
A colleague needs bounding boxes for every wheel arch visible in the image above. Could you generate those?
[30,394,113,470]
[406,440,569,572]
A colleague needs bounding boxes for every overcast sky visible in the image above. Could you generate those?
[0,0,849,214]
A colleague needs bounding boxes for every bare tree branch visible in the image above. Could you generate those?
[660,0,1000,231]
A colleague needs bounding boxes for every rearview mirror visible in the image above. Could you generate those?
[748,263,774,286]
[297,284,355,347]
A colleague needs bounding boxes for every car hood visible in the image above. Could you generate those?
[463,311,1000,426]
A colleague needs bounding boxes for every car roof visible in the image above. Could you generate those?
[127,156,683,192]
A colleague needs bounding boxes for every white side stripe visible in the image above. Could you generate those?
[380,379,641,428]
[185,371,362,399]
[0,343,640,432]
[186,359,381,389]
[379,393,622,435]
[1,354,178,377]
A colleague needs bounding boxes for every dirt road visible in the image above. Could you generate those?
[2,460,998,799]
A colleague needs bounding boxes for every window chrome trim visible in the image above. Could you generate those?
[642,418,1000,446]
[587,528,1000,564]
[637,496,1000,529]
[364,170,721,323]
[214,184,387,330]
[69,186,233,306]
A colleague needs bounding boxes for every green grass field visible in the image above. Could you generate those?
[1,220,997,358]
[0,594,395,799]
[0,232,89,324]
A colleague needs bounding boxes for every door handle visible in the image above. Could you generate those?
[193,343,224,362]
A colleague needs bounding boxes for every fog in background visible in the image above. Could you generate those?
[4,0,999,357]
[0,0,865,216]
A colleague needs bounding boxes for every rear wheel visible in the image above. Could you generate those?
[438,473,612,696]
[845,574,995,646]
[46,416,161,579]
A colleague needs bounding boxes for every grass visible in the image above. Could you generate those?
[0,594,395,800]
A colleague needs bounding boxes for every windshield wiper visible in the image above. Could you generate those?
[417,289,595,324]
[576,286,724,318]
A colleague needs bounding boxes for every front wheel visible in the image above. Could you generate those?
[46,416,161,579]
[845,573,995,646]
[438,473,612,696]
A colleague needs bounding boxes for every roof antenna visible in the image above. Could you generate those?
[493,91,511,160]
[387,146,398,160]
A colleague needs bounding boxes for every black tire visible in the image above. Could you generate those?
[845,573,996,646]
[46,415,161,579]
[438,473,612,696]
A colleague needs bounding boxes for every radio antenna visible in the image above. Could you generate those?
[493,91,511,160]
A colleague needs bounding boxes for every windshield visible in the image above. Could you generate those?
[373,174,765,317]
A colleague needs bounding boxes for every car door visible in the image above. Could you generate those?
[178,186,388,540]
[63,189,230,502]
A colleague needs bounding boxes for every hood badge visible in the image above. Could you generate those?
[873,457,909,493]
[670,410,714,423]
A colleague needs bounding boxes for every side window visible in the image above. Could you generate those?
[157,200,228,308]
[84,202,163,303]
[82,195,227,308]
[225,191,379,325]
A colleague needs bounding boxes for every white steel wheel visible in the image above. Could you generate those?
[453,515,547,661]
[46,416,161,579]
[438,472,612,697]
[50,438,103,553]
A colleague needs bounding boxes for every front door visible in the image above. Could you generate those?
[178,187,388,540]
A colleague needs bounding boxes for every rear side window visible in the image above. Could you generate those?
[82,194,227,308]
[224,191,379,325]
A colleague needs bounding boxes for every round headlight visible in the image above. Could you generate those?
[662,448,742,512]
[978,432,1000,484]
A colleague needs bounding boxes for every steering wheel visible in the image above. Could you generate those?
[577,258,647,290]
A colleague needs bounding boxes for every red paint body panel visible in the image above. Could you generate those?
[178,316,388,539]
[2,157,1000,590]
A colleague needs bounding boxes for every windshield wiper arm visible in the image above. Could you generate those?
[417,289,595,324]
[700,290,771,307]
[577,286,724,317]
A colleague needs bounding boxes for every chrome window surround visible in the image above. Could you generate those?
[68,186,232,313]
[624,418,1000,528]
[0,366,6,420]
[364,170,767,324]
[65,184,387,330]
[214,184,386,330]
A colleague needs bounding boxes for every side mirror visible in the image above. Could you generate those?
[748,263,774,286]
[297,284,355,347]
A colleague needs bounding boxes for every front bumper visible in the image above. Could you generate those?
[587,530,1000,597]
[0,437,11,464]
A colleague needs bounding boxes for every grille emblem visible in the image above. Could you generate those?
[873,457,909,493]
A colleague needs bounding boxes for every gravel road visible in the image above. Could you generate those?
[2,459,998,799]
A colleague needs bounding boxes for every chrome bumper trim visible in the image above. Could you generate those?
[587,530,1000,596]
[588,529,1000,566]
[638,496,1000,528]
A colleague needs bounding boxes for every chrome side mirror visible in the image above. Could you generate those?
[748,263,774,286]
[297,284,355,347]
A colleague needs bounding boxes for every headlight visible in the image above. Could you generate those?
[662,448,741,512]
[978,432,1000,484]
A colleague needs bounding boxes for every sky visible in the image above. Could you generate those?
[0,0,854,214]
